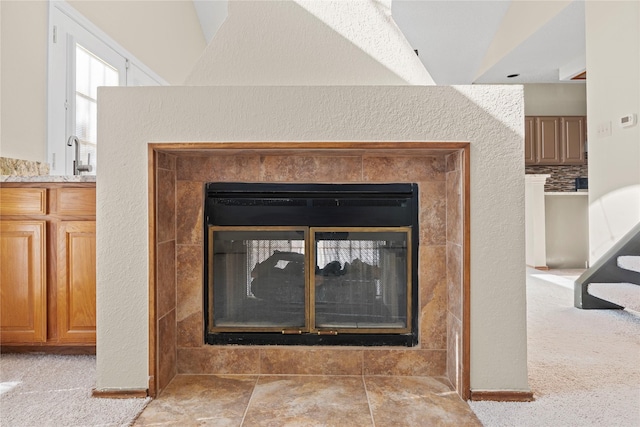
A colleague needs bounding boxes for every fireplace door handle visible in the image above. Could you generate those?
[317,330,338,336]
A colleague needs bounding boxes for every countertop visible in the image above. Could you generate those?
[0,175,96,183]
[545,191,588,196]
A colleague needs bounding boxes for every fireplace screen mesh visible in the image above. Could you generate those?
[208,227,410,334]
[209,229,307,330]
[313,230,408,330]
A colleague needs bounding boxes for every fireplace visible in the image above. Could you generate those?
[146,142,470,399]
[97,68,527,400]
[204,183,419,346]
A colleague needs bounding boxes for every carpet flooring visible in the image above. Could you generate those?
[0,354,149,427]
[470,269,640,426]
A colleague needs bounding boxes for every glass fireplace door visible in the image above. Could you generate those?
[207,226,411,336]
[208,227,308,332]
[311,228,411,334]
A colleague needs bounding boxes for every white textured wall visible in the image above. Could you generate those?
[0,1,2,146]
[97,85,528,392]
[524,83,587,116]
[185,0,433,85]
[586,1,640,262]
[0,1,48,162]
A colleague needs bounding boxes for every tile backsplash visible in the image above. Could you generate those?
[0,157,50,176]
[526,164,588,192]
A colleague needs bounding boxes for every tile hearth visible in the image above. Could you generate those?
[134,374,481,426]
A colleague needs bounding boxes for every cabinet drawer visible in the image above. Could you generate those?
[56,188,96,216]
[0,188,47,215]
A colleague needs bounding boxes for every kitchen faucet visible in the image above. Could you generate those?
[67,136,93,175]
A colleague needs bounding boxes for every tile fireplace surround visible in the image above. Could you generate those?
[149,142,469,400]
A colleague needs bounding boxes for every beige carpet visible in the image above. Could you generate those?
[590,255,640,311]
[470,269,640,426]
[0,354,149,427]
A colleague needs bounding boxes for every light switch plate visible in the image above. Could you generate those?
[597,121,612,138]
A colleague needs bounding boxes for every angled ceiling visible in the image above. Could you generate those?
[194,0,587,85]
[392,1,512,84]
[393,0,586,84]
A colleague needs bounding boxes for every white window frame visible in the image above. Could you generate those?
[47,0,168,175]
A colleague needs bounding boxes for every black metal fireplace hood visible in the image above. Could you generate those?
[205,182,418,228]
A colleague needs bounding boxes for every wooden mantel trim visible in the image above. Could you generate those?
[149,141,469,151]
[470,390,535,402]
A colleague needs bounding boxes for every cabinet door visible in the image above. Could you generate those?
[57,221,96,343]
[536,117,562,164]
[562,116,586,164]
[0,221,47,343]
[524,117,536,164]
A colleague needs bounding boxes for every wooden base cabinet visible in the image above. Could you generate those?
[0,184,96,349]
[0,221,47,343]
[57,221,96,343]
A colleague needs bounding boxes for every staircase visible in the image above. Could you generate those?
[575,222,640,309]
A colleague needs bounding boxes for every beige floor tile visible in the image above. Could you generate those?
[242,376,373,427]
[135,374,482,426]
[364,376,481,427]
[135,375,257,426]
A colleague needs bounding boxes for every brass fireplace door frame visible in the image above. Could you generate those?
[207,226,412,335]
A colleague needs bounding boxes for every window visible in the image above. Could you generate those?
[73,44,119,175]
[47,1,166,176]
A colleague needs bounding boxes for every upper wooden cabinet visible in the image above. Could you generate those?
[524,117,536,164]
[536,116,562,164]
[525,116,587,165]
[561,116,587,164]
[0,183,96,348]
